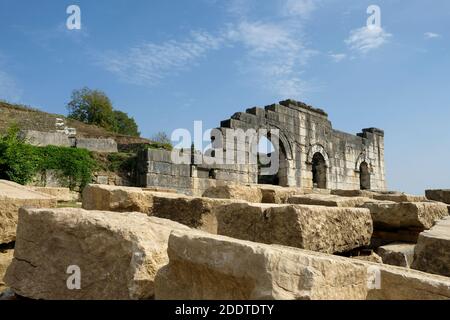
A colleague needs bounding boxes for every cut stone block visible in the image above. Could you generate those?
[0,248,13,292]
[155,230,370,300]
[376,243,415,268]
[362,201,449,242]
[0,179,57,244]
[215,202,373,254]
[81,184,175,214]
[331,190,376,198]
[155,230,450,300]
[287,194,370,207]
[425,189,450,205]
[152,194,245,234]
[351,251,383,264]
[412,216,450,277]
[257,185,303,204]
[202,185,263,203]
[372,193,426,203]
[4,207,190,300]
[31,187,79,202]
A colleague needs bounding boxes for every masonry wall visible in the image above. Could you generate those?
[137,99,387,194]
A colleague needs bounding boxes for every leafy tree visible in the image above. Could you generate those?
[0,125,39,184]
[113,110,140,137]
[152,131,172,145]
[67,87,116,132]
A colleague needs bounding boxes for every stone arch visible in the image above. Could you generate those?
[359,162,371,190]
[355,152,371,171]
[307,144,330,167]
[256,126,294,187]
[307,144,330,189]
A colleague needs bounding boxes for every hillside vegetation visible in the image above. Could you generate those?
[0,101,150,145]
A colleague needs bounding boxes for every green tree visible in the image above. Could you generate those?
[113,110,140,137]
[152,131,172,145]
[67,87,116,131]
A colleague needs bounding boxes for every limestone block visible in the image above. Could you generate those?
[155,230,450,300]
[4,207,190,300]
[256,185,303,204]
[372,192,426,203]
[0,180,57,244]
[203,185,263,203]
[376,243,415,268]
[31,187,79,202]
[152,194,245,234]
[155,230,369,300]
[351,251,383,264]
[331,190,375,198]
[215,202,373,254]
[362,201,448,232]
[425,189,450,204]
[82,184,184,215]
[288,194,370,207]
[412,217,450,277]
[0,249,13,291]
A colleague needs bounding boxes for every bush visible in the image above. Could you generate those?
[0,126,96,189]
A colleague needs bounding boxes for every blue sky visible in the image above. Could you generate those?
[0,0,449,194]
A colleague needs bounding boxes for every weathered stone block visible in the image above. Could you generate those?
[5,207,190,300]
[215,202,373,254]
[155,230,369,300]
[152,194,245,234]
[412,217,450,277]
[372,193,426,203]
[288,194,370,207]
[376,243,415,268]
[331,189,375,198]
[82,184,160,213]
[0,248,13,292]
[425,189,450,204]
[257,185,302,204]
[31,187,79,202]
[0,180,57,244]
[362,201,448,231]
[203,185,263,203]
[155,230,450,300]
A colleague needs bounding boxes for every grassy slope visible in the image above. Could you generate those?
[0,101,150,144]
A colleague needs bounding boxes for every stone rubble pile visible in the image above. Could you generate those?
[1,182,450,300]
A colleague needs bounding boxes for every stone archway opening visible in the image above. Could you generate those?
[257,136,289,186]
[360,161,371,190]
[312,152,327,189]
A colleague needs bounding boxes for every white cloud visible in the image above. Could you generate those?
[345,26,392,53]
[228,20,316,98]
[282,0,318,17]
[329,53,347,62]
[0,70,22,102]
[424,32,441,39]
[96,0,319,97]
[97,31,225,86]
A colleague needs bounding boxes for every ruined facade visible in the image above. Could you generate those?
[138,99,386,195]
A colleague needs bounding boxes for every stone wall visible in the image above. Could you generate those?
[137,99,386,194]
[21,130,118,153]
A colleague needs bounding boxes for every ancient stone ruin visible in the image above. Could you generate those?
[137,100,386,196]
[1,100,449,301]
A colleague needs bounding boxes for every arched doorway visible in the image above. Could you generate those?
[360,161,371,190]
[257,136,289,186]
[312,152,327,189]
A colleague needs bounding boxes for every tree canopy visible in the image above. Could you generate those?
[67,87,140,137]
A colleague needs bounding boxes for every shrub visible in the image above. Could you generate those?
[0,126,96,189]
